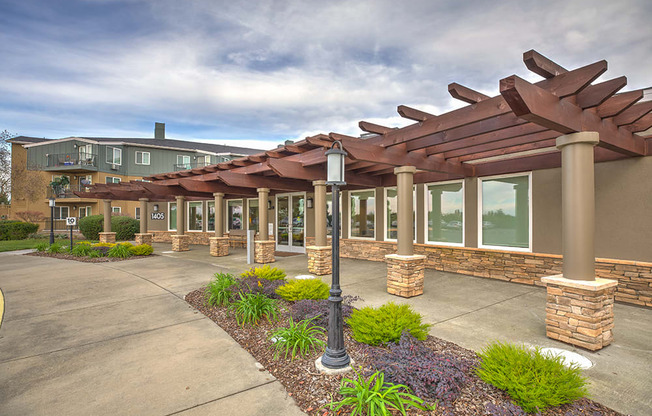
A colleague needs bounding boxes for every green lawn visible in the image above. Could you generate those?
[0,238,73,252]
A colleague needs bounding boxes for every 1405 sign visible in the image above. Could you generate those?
[151,212,166,220]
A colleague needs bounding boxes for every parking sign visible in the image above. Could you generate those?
[66,217,77,226]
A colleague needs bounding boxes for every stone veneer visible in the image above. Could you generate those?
[386,254,426,298]
[254,240,275,264]
[171,235,190,252]
[209,237,229,257]
[306,246,332,275]
[542,275,617,351]
[99,232,116,244]
[134,233,153,246]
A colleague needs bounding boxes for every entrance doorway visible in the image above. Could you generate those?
[276,193,305,253]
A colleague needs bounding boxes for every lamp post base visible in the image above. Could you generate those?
[320,346,351,369]
[316,355,353,375]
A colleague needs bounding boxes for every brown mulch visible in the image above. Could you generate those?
[25,252,155,263]
[185,289,626,416]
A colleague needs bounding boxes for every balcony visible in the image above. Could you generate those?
[47,184,95,199]
[46,152,98,172]
[173,161,211,171]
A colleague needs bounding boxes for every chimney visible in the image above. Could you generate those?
[154,122,165,139]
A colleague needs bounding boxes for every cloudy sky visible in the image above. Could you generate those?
[1,0,650,150]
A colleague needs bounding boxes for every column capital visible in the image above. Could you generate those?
[556,132,599,150]
[138,198,149,202]
[175,195,185,201]
[213,192,224,198]
[257,188,270,194]
[394,166,417,175]
[312,180,327,187]
[103,199,112,203]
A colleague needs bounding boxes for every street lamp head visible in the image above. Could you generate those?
[49,197,56,207]
[325,141,347,185]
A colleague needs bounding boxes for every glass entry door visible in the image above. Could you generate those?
[276,193,305,253]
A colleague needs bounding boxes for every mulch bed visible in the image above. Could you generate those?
[25,252,155,263]
[185,289,625,416]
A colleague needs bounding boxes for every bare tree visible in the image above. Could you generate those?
[0,130,11,203]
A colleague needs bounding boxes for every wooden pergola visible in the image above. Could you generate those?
[79,49,651,201]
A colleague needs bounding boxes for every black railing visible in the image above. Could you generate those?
[173,161,211,171]
[47,185,93,199]
[47,152,97,169]
[37,218,80,232]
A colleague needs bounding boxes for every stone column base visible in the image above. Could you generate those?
[171,235,190,252]
[99,232,116,244]
[254,240,275,264]
[385,254,426,298]
[134,233,153,245]
[542,275,617,351]
[307,246,332,275]
[209,236,229,257]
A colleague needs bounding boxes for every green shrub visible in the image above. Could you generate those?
[205,273,238,307]
[268,317,325,360]
[34,241,49,252]
[0,220,39,240]
[229,292,280,326]
[88,250,102,259]
[71,244,94,257]
[327,370,433,415]
[347,302,431,346]
[241,264,287,281]
[47,242,67,254]
[111,216,139,241]
[106,244,133,258]
[129,244,154,256]
[275,279,329,302]
[475,342,589,413]
[79,215,104,240]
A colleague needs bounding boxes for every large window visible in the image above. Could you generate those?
[188,201,203,231]
[136,151,150,165]
[177,155,191,169]
[169,202,177,231]
[112,207,121,214]
[105,176,121,184]
[106,147,122,165]
[207,201,215,231]
[349,190,375,239]
[480,174,530,250]
[426,182,464,245]
[248,199,259,232]
[385,187,416,241]
[227,200,243,231]
[53,206,69,219]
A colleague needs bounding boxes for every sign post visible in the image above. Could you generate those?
[66,217,77,252]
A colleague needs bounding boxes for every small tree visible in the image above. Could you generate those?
[0,130,11,202]
[49,176,70,197]
[15,211,46,223]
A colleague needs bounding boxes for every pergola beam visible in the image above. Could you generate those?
[397,105,434,121]
[612,101,652,126]
[624,113,652,133]
[596,90,643,118]
[523,49,568,79]
[448,83,490,104]
[178,179,257,196]
[576,76,627,108]
[359,121,395,135]
[451,131,560,161]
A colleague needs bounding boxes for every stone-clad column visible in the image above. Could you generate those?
[542,132,617,351]
[307,180,331,275]
[254,188,274,263]
[172,196,189,251]
[99,199,116,243]
[209,192,229,257]
[134,198,153,245]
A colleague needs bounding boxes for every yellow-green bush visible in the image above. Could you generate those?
[275,279,329,301]
[129,244,154,256]
[347,302,431,346]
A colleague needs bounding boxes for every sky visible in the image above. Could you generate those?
[1,0,650,151]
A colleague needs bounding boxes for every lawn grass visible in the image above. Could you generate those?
[0,238,72,252]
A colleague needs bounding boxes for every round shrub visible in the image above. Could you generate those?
[129,244,154,256]
[240,265,287,281]
[0,220,39,240]
[79,215,104,240]
[275,279,329,301]
[111,216,139,241]
[347,302,431,346]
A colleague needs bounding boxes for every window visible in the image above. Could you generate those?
[202,155,211,167]
[136,151,150,165]
[227,200,243,230]
[105,176,121,184]
[349,190,375,239]
[53,206,69,219]
[135,207,140,220]
[188,201,203,231]
[112,207,121,214]
[426,181,464,245]
[385,187,416,241]
[106,147,122,165]
[78,144,93,162]
[169,202,177,231]
[479,174,530,250]
[248,199,259,232]
[79,206,91,218]
[177,155,191,169]
[207,201,215,231]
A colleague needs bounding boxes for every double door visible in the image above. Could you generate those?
[276,193,305,253]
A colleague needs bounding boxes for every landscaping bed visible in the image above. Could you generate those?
[185,286,625,416]
[26,251,155,262]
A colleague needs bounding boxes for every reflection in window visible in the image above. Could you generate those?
[207,202,215,231]
[169,202,177,231]
[325,193,342,236]
[385,187,416,241]
[188,201,203,231]
[481,175,529,249]
[227,200,243,230]
[426,182,463,244]
[248,199,259,232]
[350,190,375,238]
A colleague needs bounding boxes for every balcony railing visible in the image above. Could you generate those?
[46,152,98,170]
[173,161,211,171]
[47,184,94,199]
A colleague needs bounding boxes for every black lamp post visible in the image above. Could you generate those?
[49,197,55,244]
[321,140,351,369]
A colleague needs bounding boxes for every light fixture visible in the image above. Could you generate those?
[306,197,313,209]
[153,204,159,212]
[267,200,273,210]
[49,198,56,245]
[73,206,77,210]
[325,140,347,185]
[73,144,78,149]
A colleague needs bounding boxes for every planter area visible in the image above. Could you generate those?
[27,241,155,263]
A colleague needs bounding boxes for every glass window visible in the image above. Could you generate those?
[248,199,259,232]
[481,175,530,249]
[177,155,191,169]
[106,147,121,165]
[188,201,203,231]
[135,207,141,220]
[207,201,215,231]
[53,206,69,219]
[227,200,243,230]
[105,176,121,184]
[426,182,463,245]
[385,187,416,241]
[169,202,177,231]
[136,151,150,165]
[111,207,121,214]
[350,190,375,238]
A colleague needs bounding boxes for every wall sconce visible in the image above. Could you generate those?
[306,197,313,209]
[267,200,274,210]
[153,204,159,212]
[73,206,77,210]
[73,144,78,149]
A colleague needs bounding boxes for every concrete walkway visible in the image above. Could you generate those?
[0,250,304,416]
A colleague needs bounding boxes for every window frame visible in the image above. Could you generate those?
[226,199,244,232]
[207,201,215,232]
[105,176,121,184]
[383,186,417,243]
[111,206,121,214]
[177,155,191,169]
[135,151,151,165]
[135,207,140,220]
[348,188,376,240]
[247,198,259,232]
[477,172,532,252]
[423,180,465,247]
[168,202,177,231]
[106,146,122,165]
[187,201,204,232]
[53,206,70,219]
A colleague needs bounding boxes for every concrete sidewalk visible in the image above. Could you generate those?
[0,250,304,416]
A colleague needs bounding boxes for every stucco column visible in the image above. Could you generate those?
[556,132,599,281]
[175,195,185,235]
[213,192,224,236]
[103,199,112,232]
[395,166,417,255]
[258,188,269,240]
[139,198,149,234]
[313,180,327,246]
